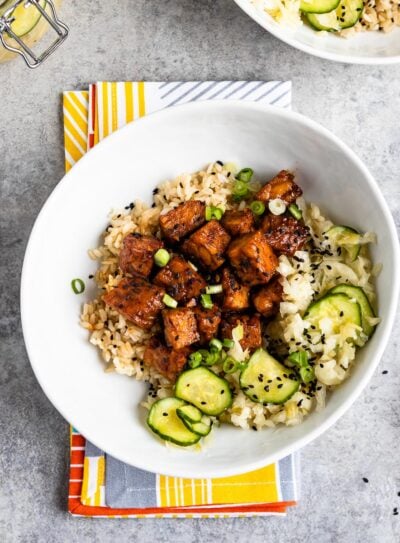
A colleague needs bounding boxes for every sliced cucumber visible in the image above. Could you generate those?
[301,0,340,14]
[305,292,362,334]
[176,404,203,423]
[306,10,340,30]
[328,284,376,337]
[327,225,361,261]
[147,397,201,447]
[175,367,232,416]
[240,349,300,405]
[305,0,363,31]
[6,0,47,38]
[177,406,213,437]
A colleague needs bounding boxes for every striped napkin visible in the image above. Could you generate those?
[64,81,298,518]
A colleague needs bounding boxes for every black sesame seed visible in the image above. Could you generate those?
[277,384,283,389]
[382,370,388,374]
[297,400,303,407]
[163,412,168,416]
[264,385,270,392]
[277,376,282,381]
[216,160,223,166]
[252,425,257,431]
[248,384,255,389]
[253,394,258,400]
[88,274,94,279]
[340,311,344,317]
[220,390,225,395]
[201,401,207,405]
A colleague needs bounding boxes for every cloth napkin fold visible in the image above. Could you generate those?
[64,81,298,518]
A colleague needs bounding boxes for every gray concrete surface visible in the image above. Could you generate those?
[1,1,400,541]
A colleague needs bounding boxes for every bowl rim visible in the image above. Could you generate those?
[21,100,400,477]
[233,0,400,65]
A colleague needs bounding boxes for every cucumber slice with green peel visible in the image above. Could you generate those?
[147,397,201,447]
[5,0,47,38]
[175,367,232,416]
[305,10,340,30]
[240,349,300,405]
[327,225,362,261]
[304,293,362,334]
[328,284,376,337]
[177,406,213,437]
[300,0,340,14]
[305,0,363,31]
[176,404,203,423]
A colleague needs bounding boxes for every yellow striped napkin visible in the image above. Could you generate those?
[64,81,298,518]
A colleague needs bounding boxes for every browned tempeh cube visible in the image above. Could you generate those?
[221,208,255,237]
[143,336,189,382]
[162,308,199,350]
[182,219,231,271]
[252,277,283,318]
[119,233,163,277]
[159,200,206,243]
[221,267,250,311]
[193,305,221,344]
[261,214,309,256]
[153,255,206,303]
[227,230,279,286]
[103,276,165,330]
[255,170,302,205]
[220,313,262,352]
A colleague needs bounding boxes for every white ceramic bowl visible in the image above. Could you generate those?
[234,0,400,64]
[21,101,399,478]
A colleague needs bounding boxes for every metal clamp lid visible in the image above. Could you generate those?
[0,0,68,68]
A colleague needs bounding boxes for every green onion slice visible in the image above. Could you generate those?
[154,248,170,267]
[162,293,178,308]
[222,338,234,349]
[288,203,303,220]
[288,350,315,384]
[205,206,213,221]
[209,338,223,352]
[188,352,202,368]
[213,207,224,220]
[205,284,223,295]
[250,200,266,216]
[233,180,249,198]
[71,278,85,294]
[268,198,286,216]
[205,351,220,366]
[236,168,253,183]
[223,356,240,374]
[200,293,213,309]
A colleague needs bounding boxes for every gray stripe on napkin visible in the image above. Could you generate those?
[105,454,158,508]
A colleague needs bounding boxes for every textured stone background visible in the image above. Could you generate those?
[1,1,399,541]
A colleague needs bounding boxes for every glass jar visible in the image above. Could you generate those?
[0,0,68,67]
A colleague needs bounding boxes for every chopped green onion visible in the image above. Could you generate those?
[299,366,314,384]
[288,203,303,220]
[205,351,220,366]
[223,356,240,374]
[250,200,266,216]
[163,294,178,308]
[222,338,234,349]
[154,248,170,267]
[233,180,249,198]
[209,338,223,352]
[268,198,286,216]
[71,278,85,294]
[236,168,253,183]
[205,284,223,295]
[200,294,213,309]
[288,350,315,384]
[213,207,224,220]
[198,349,209,360]
[205,206,224,221]
[188,352,202,368]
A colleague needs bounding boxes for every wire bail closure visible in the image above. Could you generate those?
[0,0,68,68]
